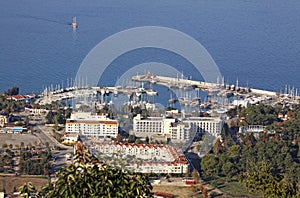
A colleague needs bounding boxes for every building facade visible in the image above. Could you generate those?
[169,122,191,140]
[88,142,188,174]
[66,112,118,138]
[182,117,224,137]
[132,114,224,140]
[0,115,8,127]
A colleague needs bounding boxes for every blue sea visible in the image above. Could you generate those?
[0,0,299,97]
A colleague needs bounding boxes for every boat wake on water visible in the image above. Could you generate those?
[16,14,71,26]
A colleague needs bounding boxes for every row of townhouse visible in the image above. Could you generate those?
[88,142,189,174]
[7,94,36,102]
[133,161,187,174]
[65,112,118,138]
[89,142,174,161]
[132,114,224,140]
[24,107,49,115]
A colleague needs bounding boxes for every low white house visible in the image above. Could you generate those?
[62,133,79,144]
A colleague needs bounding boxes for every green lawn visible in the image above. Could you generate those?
[208,177,261,197]
[220,182,261,197]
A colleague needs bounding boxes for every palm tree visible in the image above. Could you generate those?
[18,182,36,198]
[20,142,25,150]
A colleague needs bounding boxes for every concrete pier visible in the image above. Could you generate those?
[131,74,279,97]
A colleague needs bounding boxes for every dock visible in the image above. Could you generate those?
[131,74,278,97]
[37,74,299,105]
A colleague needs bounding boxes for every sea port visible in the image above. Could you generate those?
[38,73,299,109]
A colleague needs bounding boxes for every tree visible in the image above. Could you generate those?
[135,139,142,144]
[128,135,137,143]
[24,116,29,127]
[116,134,122,142]
[42,142,153,197]
[192,169,199,184]
[227,145,241,159]
[145,136,150,144]
[20,141,25,149]
[243,161,299,197]
[202,187,208,198]
[201,154,219,177]
[244,133,256,148]
[199,180,204,193]
[18,182,36,198]
[287,111,296,121]
[222,162,236,182]
[6,87,19,96]
[213,138,223,154]
[141,109,150,117]
[220,123,235,149]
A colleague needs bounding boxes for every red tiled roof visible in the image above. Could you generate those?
[66,120,118,125]
[32,149,43,154]
[155,192,174,198]
[12,95,26,100]
[89,142,188,165]
[27,93,36,98]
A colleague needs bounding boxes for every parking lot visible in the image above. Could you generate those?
[0,133,41,148]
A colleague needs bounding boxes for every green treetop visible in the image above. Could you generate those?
[42,142,153,198]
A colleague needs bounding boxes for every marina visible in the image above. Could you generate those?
[38,73,300,112]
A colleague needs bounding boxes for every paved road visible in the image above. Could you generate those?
[33,124,74,174]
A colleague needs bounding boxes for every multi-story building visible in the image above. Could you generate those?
[66,112,118,138]
[133,114,166,133]
[88,142,188,174]
[132,114,224,140]
[169,122,191,140]
[132,114,176,138]
[182,117,224,137]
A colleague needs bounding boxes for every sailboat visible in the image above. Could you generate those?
[72,17,78,29]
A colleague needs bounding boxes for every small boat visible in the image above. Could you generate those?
[72,17,78,29]
[146,89,158,96]
[168,98,177,104]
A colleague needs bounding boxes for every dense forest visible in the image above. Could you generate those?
[200,103,300,197]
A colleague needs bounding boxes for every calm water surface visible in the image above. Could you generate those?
[0,0,299,94]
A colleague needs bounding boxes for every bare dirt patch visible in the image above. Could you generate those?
[0,175,49,193]
[0,133,41,148]
[152,185,200,198]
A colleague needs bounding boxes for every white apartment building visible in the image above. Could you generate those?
[132,114,224,140]
[88,142,188,174]
[66,112,118,138]
[132,114,176,137]
[133,114,166,133]
[183,117,224,137]
[169,122,191,140]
